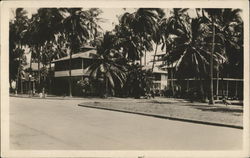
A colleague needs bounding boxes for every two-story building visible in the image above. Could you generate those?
[51,46,100,96]
[149,52,168,90]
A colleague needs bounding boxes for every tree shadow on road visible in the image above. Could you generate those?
[194,107,243,113]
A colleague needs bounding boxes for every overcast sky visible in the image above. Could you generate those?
[10,8,199,32]
[10,8,137,31]
[10,8,197,65]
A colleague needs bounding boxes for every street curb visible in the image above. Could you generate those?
[78,104,243,130]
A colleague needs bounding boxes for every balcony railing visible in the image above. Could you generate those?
[54,68,90,77]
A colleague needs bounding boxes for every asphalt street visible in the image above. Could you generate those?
[10,97,242,150]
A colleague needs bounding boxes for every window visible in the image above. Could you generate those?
[83,59,93,69]
[55,60,69,71]
[71,58,82,69]
[154,73,161,81]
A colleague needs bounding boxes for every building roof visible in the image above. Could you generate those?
[142,65,168,74]
[52,49,97,62]
[80,45,95,49]
[160,61,178,69]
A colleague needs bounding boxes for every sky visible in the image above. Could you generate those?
[10,8,197,32]
[10,8,136,31]
[96,8,136,31]
[10,8,197,66]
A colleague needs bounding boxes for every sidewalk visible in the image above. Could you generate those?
[78,98,243,129]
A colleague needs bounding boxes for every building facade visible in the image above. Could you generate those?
[52,47,101,96]
[150,52,168,90]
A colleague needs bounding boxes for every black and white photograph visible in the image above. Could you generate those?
[1,0,249,157]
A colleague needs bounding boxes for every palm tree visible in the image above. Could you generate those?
[161,8,190,96]
[210,14,216,104]
[113,23,143,62]
[117,8,164,64]
[151,16,168,71]
[38,33,68,94]
[114,24,145,63]
[61,8,93,97]
[27,8,64,93]
[87,32,127,97]
[131,8,165,65]
[217,9,243,53]
[217,9,243,98]
[164,9,226,101]
[203,8,227,104]
[9,8,29,94]
[85,8,104,45]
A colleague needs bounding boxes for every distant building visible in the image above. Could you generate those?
[51,46,100,96]
[21,62,54,94]
[21,63,39,94]
[149,52,168,90]
[152,53,243,100]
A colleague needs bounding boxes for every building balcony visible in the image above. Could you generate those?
[54,68,90,77]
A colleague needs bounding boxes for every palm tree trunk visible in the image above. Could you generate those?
[49,60,52,94]
[221,59,226,98]
[216,67,219,100]
[69,51,72,97]
[29,51,33,95]
[37,46,41,85]
[30,53,32,70]
[42,63,46,92]
[15,78,18,94]
[200,77,205,102]
[68,21,76,97]
[16,43,22,94]
[209,16,215,105]
[38,57,40,83]
[152,42,158,71]
[221,66,224,98]
[226,74,229,98]
[16,63,20,94]
[106,76,108,97]
[20,43,24,94]
[20,71,23,94]
[171,65,175,97]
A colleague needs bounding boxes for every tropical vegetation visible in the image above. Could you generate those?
[9,8,243,103]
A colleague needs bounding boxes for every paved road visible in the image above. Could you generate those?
[10,97,242,150]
